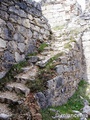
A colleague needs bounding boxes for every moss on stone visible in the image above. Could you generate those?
[38,43,48,52]
[64,42,72,49]
[70,37,76,43]
[27,52,37,57]
[46,52,64,70]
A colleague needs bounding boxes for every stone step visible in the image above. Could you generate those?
[15,66,38,83]
[40,51,52,56]
[0,91,20,104]
[36,56,51,67]
[43,46,53,51]
[6,82,30,96]
[0,103,12,120]
[36,51,61,68]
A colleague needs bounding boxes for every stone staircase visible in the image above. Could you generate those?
[0,63,42,119]
[0,82,30,119]
[0,21,81,119]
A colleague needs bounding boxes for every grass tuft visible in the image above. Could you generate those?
[38,43,48,52]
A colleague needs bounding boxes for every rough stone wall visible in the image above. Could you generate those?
[42,0,90,27]
[47,45,82,106]
[36,0,90,107]
[0,0,51,78]
[82,26,90,83]
[32,0,83,108]
[41,0,75,28]
[36,26,83,107]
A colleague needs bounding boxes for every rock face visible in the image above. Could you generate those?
[0,0,51,78]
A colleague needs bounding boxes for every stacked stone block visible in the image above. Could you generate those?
[0,0,51,78]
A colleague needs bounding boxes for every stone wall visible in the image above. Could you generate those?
[0,0,51,78]
[82,26,90,83]
[35,24,83,107]
[41,0,90,28]
[35,0,90,107]
[41,0,75,28]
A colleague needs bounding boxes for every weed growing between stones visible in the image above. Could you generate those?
[0,61,28,90]
[64,38,76,49]
[26,66,56,92]
[45,52,64,69]
[26,52,64,92]
[26,52,37,57]
[38,43,48,52]
[70,36,76,43]
[64,42,72,49]
[40,80,90,120]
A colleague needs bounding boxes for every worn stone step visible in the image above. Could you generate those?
[36,51,61,68]
[40,51,53,56]
[36,56,51,67]
[0,91,20,104]
[6,82,30,96]
[21,64,34,72]
[15,66,38,83]
[0,103,12,120]
[43,46,52,50]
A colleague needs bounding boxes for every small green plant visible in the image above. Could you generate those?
[38,43,48,52]
[13,61,28,72]
[70,36,76,43]
[27,52,37,57]
[26,68,56,92]
[46,52,64,70]
[64,37,76,49]
[64,42,72,49]
[26,78,47,92]
[26,52,38,60]
[40,108,55,120]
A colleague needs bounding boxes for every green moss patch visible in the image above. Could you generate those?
[64,42,72,49]
[45,52,64,70]
[38,43,48,52]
